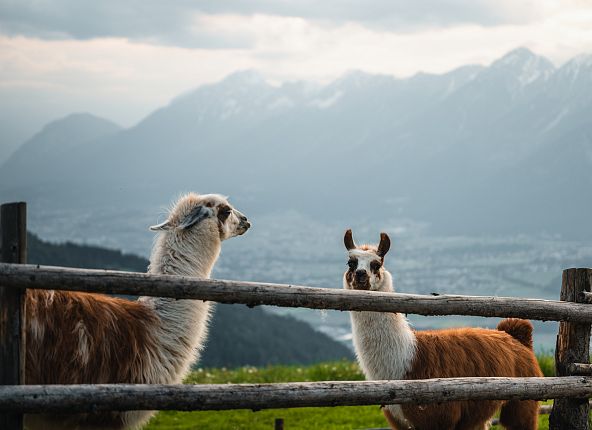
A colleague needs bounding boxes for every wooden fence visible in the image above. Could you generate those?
[1,201,591,429]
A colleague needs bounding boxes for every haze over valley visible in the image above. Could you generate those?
[2,47,592,350]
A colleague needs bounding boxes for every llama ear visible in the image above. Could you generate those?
[377,232,391,257]
[178,205,213,230]
[149,220,172,231]
[344,229,356,250]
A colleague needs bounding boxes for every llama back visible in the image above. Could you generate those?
[396,325,542,428]
[25,289,164,386]
[407,327,537,379]
[25,289,164,430]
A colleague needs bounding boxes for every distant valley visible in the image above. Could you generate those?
[2,47,592,350]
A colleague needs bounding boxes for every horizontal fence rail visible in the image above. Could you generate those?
[2,377,592,413]
[1,263,592,322]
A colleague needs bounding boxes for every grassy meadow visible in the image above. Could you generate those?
[145,357,560,430]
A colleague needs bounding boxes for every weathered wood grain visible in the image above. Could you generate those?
[0,377,591,413]
[0,263,591,322]
[567,363,592,376]
[0,202,26,430]
[550,268,592,430]
[581,291,592,304]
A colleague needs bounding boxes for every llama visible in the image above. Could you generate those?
[343,229,542,430]
[24,193,250,430]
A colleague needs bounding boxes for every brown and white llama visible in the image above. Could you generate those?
[24,193,250,430]
[343,229,542,430]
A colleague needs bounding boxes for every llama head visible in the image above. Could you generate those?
[343,229,392,292]
[149,193,250,240]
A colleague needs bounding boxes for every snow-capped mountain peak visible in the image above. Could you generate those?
[558,53,592,84]
[489,47,555,86]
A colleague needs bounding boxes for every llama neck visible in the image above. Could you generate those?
[349,273,417,381]
[148,228,221,278]
[350,311,416,380]
[140,229,222,383]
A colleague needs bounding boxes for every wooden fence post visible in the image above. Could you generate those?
[0,202,27,430]
[550,268,592,430]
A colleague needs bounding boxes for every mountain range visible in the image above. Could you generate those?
[1,47,592,243]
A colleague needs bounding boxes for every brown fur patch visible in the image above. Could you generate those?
[386,324,542,430]
[25,290,163,428]
[217,204,231,222]
[347,257,358,270]
[497,318,534,349]
[370,260,381,273]
[216,204,232,237]
[345,270,355,286]
[26,289,162,384]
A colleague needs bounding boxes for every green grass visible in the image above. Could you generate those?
[146,356,559,430]
[537,353,555,377]
[145,362,385,430]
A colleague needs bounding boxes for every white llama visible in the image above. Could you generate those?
[24,193,250,430]
[343,229,542,430]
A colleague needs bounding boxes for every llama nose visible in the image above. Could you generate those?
[240,217,251,229]
[355,270,367,280]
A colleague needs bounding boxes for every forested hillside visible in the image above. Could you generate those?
[28,232,148,271]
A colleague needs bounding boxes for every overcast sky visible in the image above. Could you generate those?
[1,0,592,151]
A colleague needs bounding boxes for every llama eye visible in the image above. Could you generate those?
[370,261,381,272]
[347,259,357,270]
[217,206,232,222]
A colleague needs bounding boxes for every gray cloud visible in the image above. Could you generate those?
[0,0,536,48]
[0,0,254,48]
[199,0,535,29]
